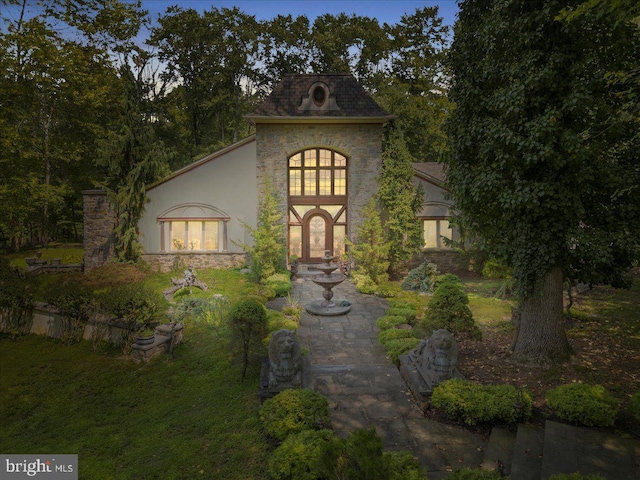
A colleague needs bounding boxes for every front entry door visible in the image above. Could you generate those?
[305,213,330,262]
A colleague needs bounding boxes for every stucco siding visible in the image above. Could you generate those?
[138,139,257,255]
[414,177,452,217]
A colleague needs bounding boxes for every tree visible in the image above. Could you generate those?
[446,0,640,364]
[377,127,424,274]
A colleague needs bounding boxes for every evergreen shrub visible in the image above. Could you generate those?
[376,315,406,331]
[546,383,619,427]
[352,273,377,294]
[378,328,416,345]
[432,379,532,426]
[260,389,330,441]
[386,307,416,323]
[423,282,481,338]
[482,258,511,280]
[263,273,292,297]
[384,337,421,366]
[384,451,427,480]
[433,273,463,289]
[230,298,268,378]
[335,427,389,480]
[267,429,341,480]
[401,261,439,292]
[0,258,33,337]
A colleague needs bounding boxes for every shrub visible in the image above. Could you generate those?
[378,328,416,345]
[387,298,420,311]
[376,315,406,331]
[384,451,427,480]
[352,273,377,295]
[548,474,606,480]
[230,298,268,379]
[384,337,421,366]
[432,379,532,426]
[629,391,640,421]
[335,427,389,480]
[0,258,33,337]
[46,279,97,345]
[433,273,463,289]
[401,261,439,292]
[267,429,341,480]
[546,383,619,427]
[386,307,416,324]
[447,468,505,479]
[97,283,159,328]
[482,258,511,280]
[172,296,229,327]
[423,282,481,338]
[263,273,292,297]
[266,310,298,336]
[260,389,331,442]
[375,281,398,298]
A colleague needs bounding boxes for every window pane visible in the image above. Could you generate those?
[170,222,186,251]
[204,221,218,250]
[187,221,202,250]
[333,225,345,258]
[305,150,317,167]
[319,149,331,167]
[309,216,326,258]
[304,170,316,195]
[423,220,438,249]
[292,205,314,219]
[289,170,301,195]
[289,226,302,258]
[334,169,346,195]
[319,169,331,195]
[320,205,342,218]
[289,153,301,167]
[334,153,346,166]
[441,219,452,248]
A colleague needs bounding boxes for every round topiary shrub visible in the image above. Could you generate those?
[260,389,331,441]
[432,379,532,426]
[267,429,341,480]
[230,298,268,378]
[423,282,481,339]
[546,383,619,427]
[386,307,417,324]
[384,450,428,480]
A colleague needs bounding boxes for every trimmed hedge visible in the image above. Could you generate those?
[260,389,331,441]
[432,379,532,426]
[546,383,619,427]
[376,315,406,331]
[384,337,421,366]
[267,429,341,480]
[386,307,416,324]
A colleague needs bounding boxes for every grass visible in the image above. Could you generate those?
[6,245,84,268]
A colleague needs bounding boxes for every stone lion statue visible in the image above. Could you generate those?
[410,329,459,386]
[268,329,302,388]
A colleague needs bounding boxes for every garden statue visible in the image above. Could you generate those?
[163,265,208,301]
[399,329,463,403]
[268,329,303,388]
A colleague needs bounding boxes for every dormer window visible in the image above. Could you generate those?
[312,85,326,106]
[298,81,339,111]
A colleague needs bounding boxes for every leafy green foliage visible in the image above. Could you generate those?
[432,379,533,426]
[377,127,424,272]
[629,391,640,422]
[0,258,33,336]
[482,258,511,281]
[385,307,416,324]
[243,179,286,283]
[384,450,427,480]
[96,284,159,328]
[352,273,378,295]
[335,426,389,480]
[546,383,619,427]
[45,279,97,345]
[262,273,292,298]
[401,261,440,293]
[382,337,421,366]
[423,282,481,339]
[376,315,407,331]
[260,389,330,442]
[229,298,268,379]
[347,199,391,285]
[267,429,341,480]
[171,296,230,328]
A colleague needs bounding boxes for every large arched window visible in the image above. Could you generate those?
[288,148,348,262]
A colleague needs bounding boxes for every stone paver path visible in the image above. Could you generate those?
[293,274,485,480]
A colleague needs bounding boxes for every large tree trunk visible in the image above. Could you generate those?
[512,267,573,365]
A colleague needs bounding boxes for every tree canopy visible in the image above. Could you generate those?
[446,0,640,363]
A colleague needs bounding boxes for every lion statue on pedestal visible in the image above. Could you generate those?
[268,329,302,388]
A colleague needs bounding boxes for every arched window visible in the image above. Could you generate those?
[288,148,348,262]
[157,204,229,252]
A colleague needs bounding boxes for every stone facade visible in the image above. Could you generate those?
[256,123,383,241]
[82,190,116,270]
[141,252,247,273]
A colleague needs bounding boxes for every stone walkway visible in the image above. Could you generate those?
[293,273,485,480]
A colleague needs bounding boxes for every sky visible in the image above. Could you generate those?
[141,0,460,27]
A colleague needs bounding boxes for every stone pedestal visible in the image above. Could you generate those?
[132,323,183,364]
[258,356,312,402]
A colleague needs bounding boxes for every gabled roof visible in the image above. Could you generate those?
[413,162,447,187]
[246,73,395,124]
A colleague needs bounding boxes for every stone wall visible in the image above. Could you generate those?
[141,252,247,273]
[414,250,468,274]
[255,123,383,240]
[83,190,116,270]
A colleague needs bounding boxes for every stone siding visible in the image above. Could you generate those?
[256,123,383,240]
[82,190,116,270]
[142,252,247,273]
[412,250,468,274]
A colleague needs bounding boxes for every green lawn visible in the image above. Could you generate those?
[6,245,84,268]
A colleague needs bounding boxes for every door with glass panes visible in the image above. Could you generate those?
[288,148,347,263]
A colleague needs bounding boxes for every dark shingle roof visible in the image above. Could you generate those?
[246,74,394,122]
[413,162,446,185]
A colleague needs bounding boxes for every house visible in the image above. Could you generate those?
[83,74,459,272]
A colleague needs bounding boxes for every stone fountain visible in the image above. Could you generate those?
[305,250,351,316]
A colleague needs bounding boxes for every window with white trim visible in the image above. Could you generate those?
[169,220,219,251]
[158,204,229,253]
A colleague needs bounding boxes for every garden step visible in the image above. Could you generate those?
[509,424,545,480]
[541,420,640,480]
[480,427,516,476]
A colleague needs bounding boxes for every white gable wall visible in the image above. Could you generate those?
[138,138,257,261]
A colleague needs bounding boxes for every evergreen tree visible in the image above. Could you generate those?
[377,127,424,274]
